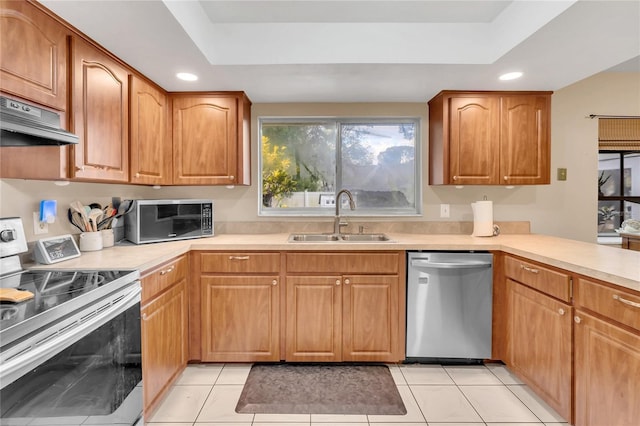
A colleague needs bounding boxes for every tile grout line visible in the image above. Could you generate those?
[443,364,488,425]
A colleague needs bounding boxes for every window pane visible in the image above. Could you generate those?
[598,200,622,235]
[598,153,620,196]
[340,123,416,210]
[623,152,640,196]
[623,200,640,222]
[261,122,336,209]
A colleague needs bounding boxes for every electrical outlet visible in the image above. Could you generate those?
[440,204,450,218]
[33,212,48,235]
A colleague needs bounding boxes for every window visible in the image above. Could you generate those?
[597,118,640,236]
[259,117,420,216]
[597,151,640,235]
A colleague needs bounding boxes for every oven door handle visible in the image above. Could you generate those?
[0,283,141,389]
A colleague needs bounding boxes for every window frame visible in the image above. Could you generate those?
[258,116,422,217]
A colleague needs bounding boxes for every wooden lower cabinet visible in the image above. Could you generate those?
[201,275,279,362]
[506,279,572,421]
[285,276,342,362]
[285,274,400,362]
[574,310,640,426]
[141,278,188,416]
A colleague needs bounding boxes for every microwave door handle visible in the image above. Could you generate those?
[0,285,141,389]
[410,259,492,269]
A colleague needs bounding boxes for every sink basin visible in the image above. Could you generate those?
[288,233,393,243]
[288,234,340,242]
[339,233,392,242]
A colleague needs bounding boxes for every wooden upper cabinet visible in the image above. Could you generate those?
[500,94,550,185]
[172,93,251,186]
[448,96,500,184]
[70,36,129,182]
[130,76,171,185]
[0,0,68,111]
[428,90,552,185]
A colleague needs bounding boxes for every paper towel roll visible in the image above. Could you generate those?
[472,200,494,237]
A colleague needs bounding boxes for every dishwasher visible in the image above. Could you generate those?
[406,251,493,363]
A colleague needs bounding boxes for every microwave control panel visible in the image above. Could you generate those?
[202,203,213,235]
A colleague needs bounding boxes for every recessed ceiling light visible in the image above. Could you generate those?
[176,72,198,81]
[499,72,523,81]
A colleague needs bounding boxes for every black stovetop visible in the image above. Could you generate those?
[0,269,138,347]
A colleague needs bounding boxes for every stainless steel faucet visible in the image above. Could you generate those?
[334,189,356,235]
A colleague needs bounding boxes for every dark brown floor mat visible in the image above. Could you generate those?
[235,364,407,415]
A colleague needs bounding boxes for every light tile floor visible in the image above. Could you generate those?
[145,363,571,426]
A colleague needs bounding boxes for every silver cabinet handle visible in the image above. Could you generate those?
[229,175,235,180]
[344,279,350,285]
[453,175,458,181]
[160,265,175,275]
[558,308,565,316]
[229,256,250,260]
[520,264,539,274]
[135,172,140,178]
[142,313,147,320]
[613,294,640,308]
[574,316,581,324]
[504,176,509,181]
[335,279,341,286]
[272,279,277,286]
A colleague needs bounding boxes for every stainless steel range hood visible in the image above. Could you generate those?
[0,97,78,146]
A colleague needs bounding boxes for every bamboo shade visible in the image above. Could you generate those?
[598,118,640,150]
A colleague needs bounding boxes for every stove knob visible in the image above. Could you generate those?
[0,229,15,242]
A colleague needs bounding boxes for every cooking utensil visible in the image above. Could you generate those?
[88,208,103,232]
[70,201,90,231]
[67,208,85,232]
[89,203,102,210]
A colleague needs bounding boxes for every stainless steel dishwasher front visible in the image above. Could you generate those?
[406,251,493,362]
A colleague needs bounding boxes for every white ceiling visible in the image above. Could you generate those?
[41,0,640,103]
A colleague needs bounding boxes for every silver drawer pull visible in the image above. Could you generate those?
[520,264,539,274]
[229,256,250,260]
[272,279,277,286]
[160,265,175,275]
[613,294,640,308]
[574,316,581,324]
[336,279,341,286]
[558,308,565,316]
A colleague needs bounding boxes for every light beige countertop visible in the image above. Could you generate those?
[27,233,640,292]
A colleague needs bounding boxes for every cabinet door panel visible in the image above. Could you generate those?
[449,96,500,184]
[575,310,640,426]
[507,279,572,420]
[500,95,550,185]
[343,275,399,361]
[173,96,238,185]
[286,276,342,362]
[71,37,129,182]
[130,76,170,185]
[0,0,67,110]
[141,279,188,415]
[201,275,279,362]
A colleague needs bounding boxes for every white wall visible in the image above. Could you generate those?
[2,71,639,243]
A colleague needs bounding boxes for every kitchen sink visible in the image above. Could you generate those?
[288,233,393,243]
[339,233,392,242]
[288,234,340,242]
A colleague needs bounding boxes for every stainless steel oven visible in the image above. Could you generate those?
[0,218,143,426]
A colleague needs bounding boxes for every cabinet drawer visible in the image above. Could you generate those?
[201,252,280,273]
[286,252,400,274]
[504,256,570,302]
[142,255,188,303]
[575,278,640,333]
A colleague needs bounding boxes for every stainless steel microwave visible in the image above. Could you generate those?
[124,199,213,244]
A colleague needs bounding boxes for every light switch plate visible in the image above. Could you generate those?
[440,204,450,218]
[557,168,567,181]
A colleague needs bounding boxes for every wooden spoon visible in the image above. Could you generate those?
[70,201,90,231]
[88,208,104,232]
